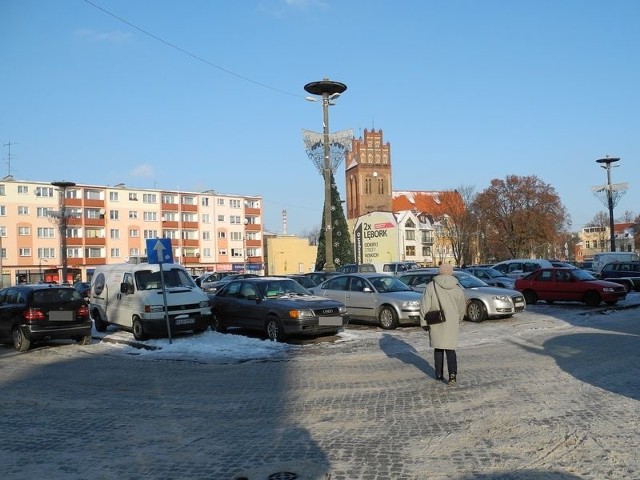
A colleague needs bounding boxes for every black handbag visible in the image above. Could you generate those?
[424,284,446,325]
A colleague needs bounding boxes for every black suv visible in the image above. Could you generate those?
[598,261,640,292]
[0,284,93,351]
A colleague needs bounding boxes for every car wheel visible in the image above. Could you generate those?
[132,317,148,341]
[92,310,108,332]
[466,299,487,322]
[523,290,537,305]
[12,327,31,352]
[583,291,601,307]
[378,305,399,330]
[266,317,286,342]
[211,312,227,333]
[77,335,92,345]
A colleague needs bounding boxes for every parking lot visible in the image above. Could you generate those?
[1,297,639,479]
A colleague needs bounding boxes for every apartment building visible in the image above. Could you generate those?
[0,176,263,286]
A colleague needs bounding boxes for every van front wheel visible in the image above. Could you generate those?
[132,317,148,341]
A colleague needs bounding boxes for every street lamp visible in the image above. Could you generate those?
[51,181,76,284]
[304,78,347,272]
[595,156,621,252]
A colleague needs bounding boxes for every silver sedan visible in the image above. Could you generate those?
[309,273,422,329]
[398,268,526,322]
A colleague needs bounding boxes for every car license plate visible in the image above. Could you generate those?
[49,311,74,321]
[319,316,343,326]
[175,318,195,326]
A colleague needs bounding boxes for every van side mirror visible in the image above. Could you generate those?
[120,282,132,294]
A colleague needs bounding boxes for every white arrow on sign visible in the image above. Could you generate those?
[153,239,167,263]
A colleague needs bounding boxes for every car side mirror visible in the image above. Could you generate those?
[363,287,373,293]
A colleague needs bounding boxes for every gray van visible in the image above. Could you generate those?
[382,262,419,276]
[337,263,376,274]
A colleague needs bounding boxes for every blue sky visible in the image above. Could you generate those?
[1,0,638,235]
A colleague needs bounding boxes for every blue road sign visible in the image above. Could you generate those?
[146,238,174,264]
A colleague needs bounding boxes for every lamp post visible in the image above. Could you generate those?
[595,156,620,252]
[51,181,76,284]
[304,79,347,272]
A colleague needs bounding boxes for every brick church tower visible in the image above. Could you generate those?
[345,129,393,220]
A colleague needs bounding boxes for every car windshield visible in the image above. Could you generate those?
[33,288,82,305]
[135,269,195,290]
[454,273,490,288]
[257,279,310,298]
[572,269,597,281]
[370,276,414,293]
[483,268,507,279]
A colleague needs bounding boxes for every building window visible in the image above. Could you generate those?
[0,206,5,216]
[0,185,4,195]
[201,197,209,207]
[110,229,120,239]
[110,248,121,258]
[143,193,157,204]
[182,196,196,206]
[19,248,32,257]
[406,230,415,241]
[129,192,138,201]
[202,231,211,240]
[37,248,56,258]
[162,194,176,204]
[37,227,55,238]
[144,212,158,221]
[68,248,81,258]
[109,192,119,201]
[202,213,210,223]
[35,186,54,197]
[18,206,29,215]
[129,248,141,256]
[129,210,138,219]
[217,198,225,206]
[110,210,119,220]
[218,231,226,239]
[217,215,225,222]
[231,248,242,257]
[85,247,102,258]
[19,226,30,236]
[218,249,227,256]
[84,189,102,200]
[230,232,242,241]
[129,229,139,238]
[230,216,241,224]
[203,248,211,257]
[143,230,158,239]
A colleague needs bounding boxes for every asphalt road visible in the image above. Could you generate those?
[1,298,639,480]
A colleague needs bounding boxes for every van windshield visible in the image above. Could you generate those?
[135,269,195,290]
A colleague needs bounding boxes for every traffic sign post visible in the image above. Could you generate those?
[146,239,174,344]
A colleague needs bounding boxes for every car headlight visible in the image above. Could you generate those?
[199,301,210,308]
[402,300,421,308]
[492,295,510,302]
[602,287,616,293]
[338,306,347,314]
[289,309,315,319]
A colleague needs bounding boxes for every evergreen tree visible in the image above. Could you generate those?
[315,172,354,271]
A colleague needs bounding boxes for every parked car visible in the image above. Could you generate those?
[303,271,342,286]
[337,263,376,273]
[594,261,640,292]
[397,268,525,322]
[201,273,259,294]
[381,262,420,276]
[308,273,422,329]
[492,258,554,279]
[73,281,91,299]
[514,267,627,306]
[280,274,319,289]
[208,277,349,341]
[463,267,516,289]
[0,284,93,351]
[592,252,640,275]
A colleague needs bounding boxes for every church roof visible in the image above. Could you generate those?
[392,190,462,215]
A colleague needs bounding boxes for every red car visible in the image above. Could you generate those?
[515,267,627,307]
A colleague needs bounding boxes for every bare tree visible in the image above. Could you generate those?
[300,225,321,246]
[586,211,610,251]
[472,175,570,259]
[618,210,636,223]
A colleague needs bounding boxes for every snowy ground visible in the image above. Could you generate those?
[85,292,640,364]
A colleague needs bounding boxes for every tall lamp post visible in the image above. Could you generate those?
[51,181,76,284]
[595,156,620,252]
[304,79,347,271]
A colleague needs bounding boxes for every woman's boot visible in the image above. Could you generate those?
[447,372,457,386]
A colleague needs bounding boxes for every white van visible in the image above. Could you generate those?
[491,258,553,279]
[592,252,640,274]
[90,262,212,341]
